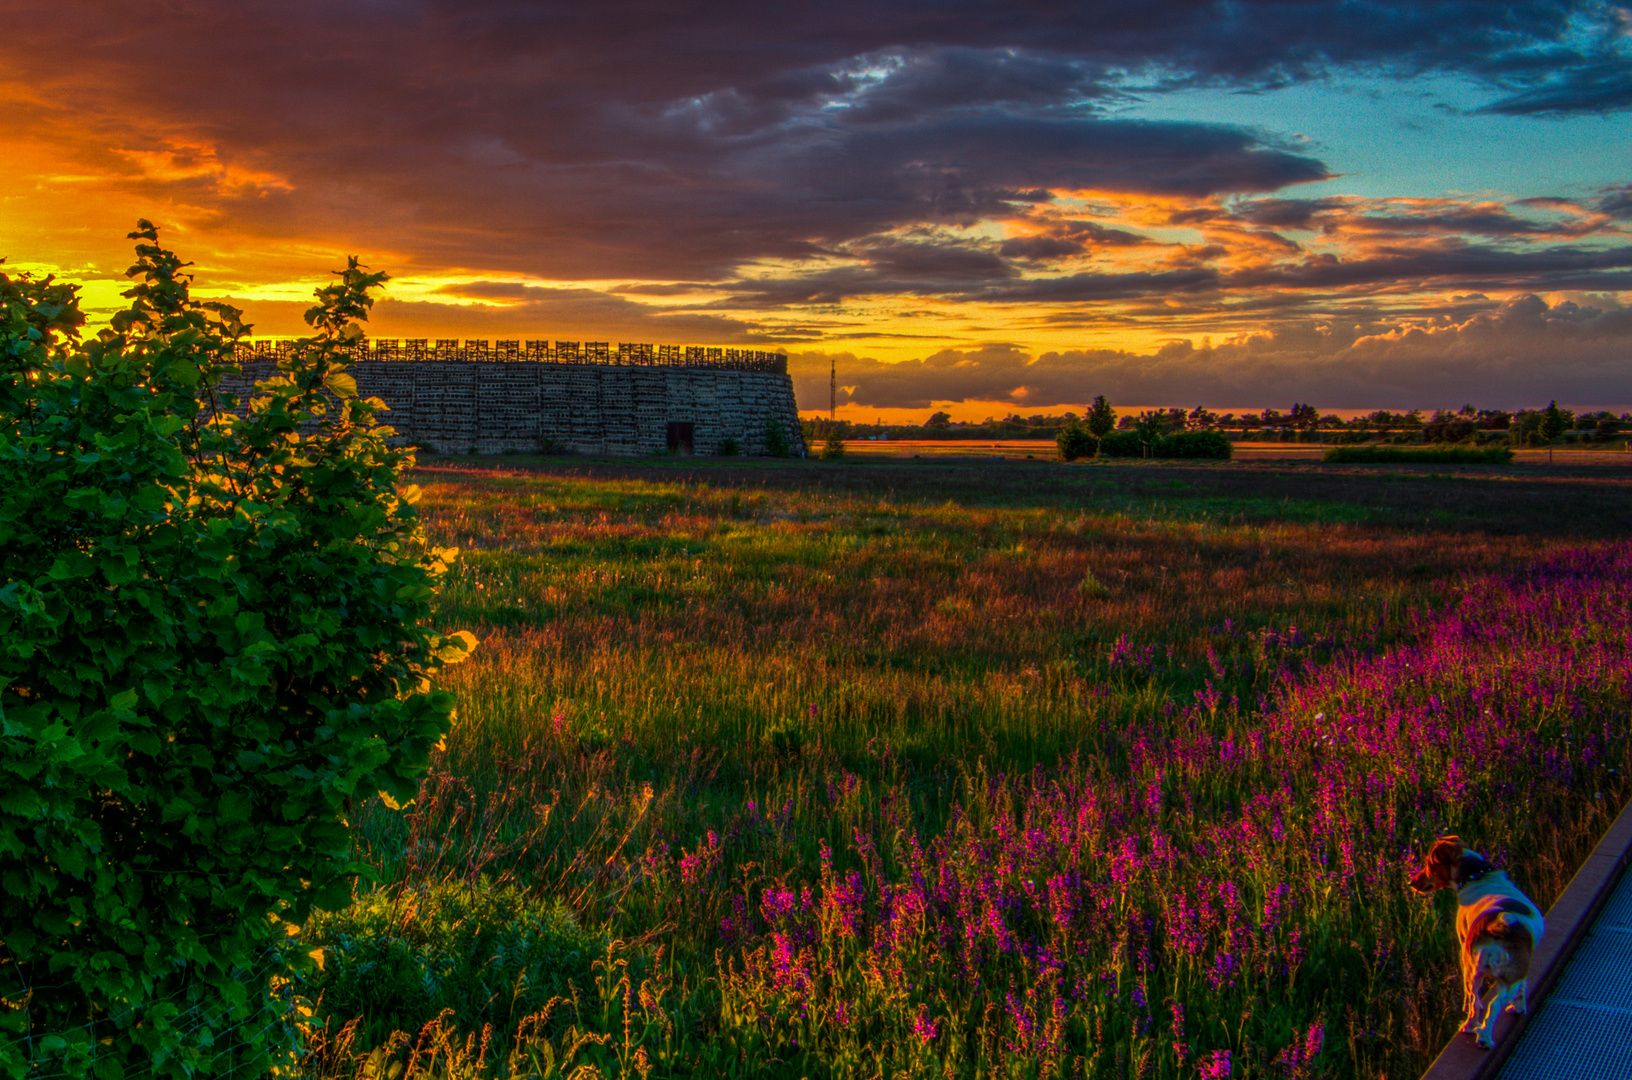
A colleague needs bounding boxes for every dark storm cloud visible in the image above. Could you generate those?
[6,0,1624,281]
[980,267,1226,303]
[835,113,1331,199]
[1232,198,1348,230]
[1481,61,1632,115]
[1599,184,1632,218]
[1058,220,1153,247]
[847,239,1018,282]
[713,262,1230,308]
[1230,197,1616,238]
[708,231,1632,310]
[370,281,803,342]
[999,236,1089,260]
[385,1,1612,96]
[793,294,1632,410]
[1219,242,1632,293]
[833,47,1117,124]
[962,243,1632,304]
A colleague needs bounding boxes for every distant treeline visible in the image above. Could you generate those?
[803,402,1632,446]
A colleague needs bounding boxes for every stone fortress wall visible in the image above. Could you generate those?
[220,338,805,457]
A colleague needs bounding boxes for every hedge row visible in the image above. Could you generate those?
[1097,429,1234,460]
[1322,445,1515,464]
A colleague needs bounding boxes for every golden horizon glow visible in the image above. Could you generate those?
[6,8,1631,413]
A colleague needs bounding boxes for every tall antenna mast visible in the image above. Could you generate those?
[830,356,836,422]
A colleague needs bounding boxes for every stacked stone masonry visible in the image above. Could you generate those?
[219,339,805,457]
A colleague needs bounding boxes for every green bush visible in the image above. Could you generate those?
[762,416,792,457]
[1322,445,1515,464]
[1096,431,1145,457]
[820,431,846,459]
[1152,429,1234,459]
[0,224,474,1078]
[1055,422,1098,461]
[297,879,605,1054]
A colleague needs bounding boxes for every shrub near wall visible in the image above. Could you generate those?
[0,225,474,1078]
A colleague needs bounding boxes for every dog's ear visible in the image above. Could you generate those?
[1430,836,1465,867]
[1411,837,1459,892]
[1405,836,1467,892]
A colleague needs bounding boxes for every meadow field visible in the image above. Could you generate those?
[296,455,1632,1080]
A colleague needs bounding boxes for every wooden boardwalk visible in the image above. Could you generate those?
[1497,860,1632,1079]
[1421,798,1632,1080]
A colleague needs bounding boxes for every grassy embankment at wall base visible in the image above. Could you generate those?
[1322,445,1515,464]
[295,456,1632,1080]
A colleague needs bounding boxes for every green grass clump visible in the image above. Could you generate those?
[299,879,607,1055]
[1322,445,1514,464]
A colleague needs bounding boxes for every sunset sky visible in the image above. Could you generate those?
[5,1,1631,420]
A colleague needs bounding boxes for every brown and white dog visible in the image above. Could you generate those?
[1409,836,1546,1049]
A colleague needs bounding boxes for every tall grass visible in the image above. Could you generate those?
[296,463,1631,1079]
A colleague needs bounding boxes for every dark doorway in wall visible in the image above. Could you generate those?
[666,421,695,455]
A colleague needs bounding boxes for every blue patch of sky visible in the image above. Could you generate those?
[1117,74,1632,202]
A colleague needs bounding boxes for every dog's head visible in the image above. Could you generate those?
[1409,835,1495,894]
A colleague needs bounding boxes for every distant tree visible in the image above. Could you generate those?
[1424,410,1476,443]
[1185,405,1213,430]
[1086,395,1117,438]
[1538,400,1567,444]
[820,430,846,459]
[1134,410,1168,449]
[1593,418,1622,442]
[1288,402,1320,430]
[1259,407,1284,427]
[1513,409,1542,445]
[926,410,951,427]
